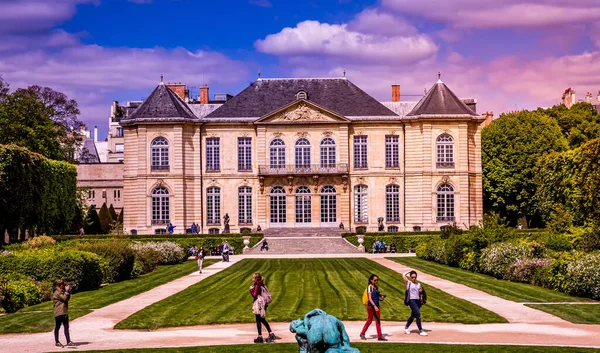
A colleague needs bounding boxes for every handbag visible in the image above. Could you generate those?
[404,282,410,306]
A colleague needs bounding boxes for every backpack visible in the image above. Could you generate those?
[261,285,273,305]
[362,285,371,305]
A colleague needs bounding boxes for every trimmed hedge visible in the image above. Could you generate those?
[345,235,440,253]
[52,233,263,242]
[74,240,135,283]
[0,249,104,291]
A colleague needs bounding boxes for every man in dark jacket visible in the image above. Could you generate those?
[53,279,75,347]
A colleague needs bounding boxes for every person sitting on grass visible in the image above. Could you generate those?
[260,240,269,251]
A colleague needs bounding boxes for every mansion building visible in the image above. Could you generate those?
[83,76,485,234]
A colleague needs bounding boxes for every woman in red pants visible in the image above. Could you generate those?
[360,274,387,341]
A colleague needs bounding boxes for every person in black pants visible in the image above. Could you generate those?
[53,279,75,347]
[249,273,275,343]
[402,270,428,336]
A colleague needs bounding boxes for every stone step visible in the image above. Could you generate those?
[264,227,344,237]
[246,237,363,254]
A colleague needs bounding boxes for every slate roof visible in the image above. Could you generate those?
[77,138,100,163]
[121,83,198,125]
[205,78,397,119]
[187,103,223,119]
[407,80,479,118]
[380,101,418,116]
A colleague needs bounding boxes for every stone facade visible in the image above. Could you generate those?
[119,77,485,235]
[76,162,124,212]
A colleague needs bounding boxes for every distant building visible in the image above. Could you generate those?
[561,88,600,111]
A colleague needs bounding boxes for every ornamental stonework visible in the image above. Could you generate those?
[276,103,324,122]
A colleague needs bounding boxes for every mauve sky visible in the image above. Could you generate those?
[1,0,599,139]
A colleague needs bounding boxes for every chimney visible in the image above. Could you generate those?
[597,90,600,102]
[200,84,209,104]
[94,125,98,142]
[166,82,186,101]
[585,92,593,103]
[391,84,400,102]
[562,88,575,108]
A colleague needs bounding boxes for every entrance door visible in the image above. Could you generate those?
[269,186,287,227]
[320,185,337,227]
[295,186,312,227]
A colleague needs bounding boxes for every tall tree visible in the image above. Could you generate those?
[84,206,102,235]
[539,102,600,148]
[109,204,118,222]
[482,110,568,226]
[0,78,83,161]
[98,203,113,234]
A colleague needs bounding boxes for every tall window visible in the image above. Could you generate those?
[206,137,220,172]
[353,135,368,169]
[269,139,286,170]
[238,186,252,224]
[207,187,221,225]
[151,186,169,225]
[436,134,454,168]
[295,186,311,224]
[151,137,169,171]
[320,138,336,168]
[116,127,124,137]
[238,137,252,171]
[385,135,399,168]
[270,186,287,224]
[320,185,337,224]
[386,184,400,222]
[354,185,368,223]
[295,138,311,170]
[437,184,455,222]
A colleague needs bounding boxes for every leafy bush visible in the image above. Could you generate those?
[130,241,184,265]
[440,223,464,240]
[75,240,135,283]
[579,228,600,252]
[565,252,600,300]
[129,246,161,275]
[534,232,573,252]
[345,235,440,253]
[479,241,534,278]
[0,249,104,291]
[23,235,56,249]
[459,251,479,272]
[0,273,43,313]
[505,258,552,284]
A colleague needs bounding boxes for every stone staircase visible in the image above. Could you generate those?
[246,228,363,254]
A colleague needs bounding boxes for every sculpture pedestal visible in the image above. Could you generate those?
[242,236,251,253]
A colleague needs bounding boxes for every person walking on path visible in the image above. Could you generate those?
[360,274,387,341]
[249,273,275,344]
[403,270,428,336]
[196,246,206,274]
[53,279,75,347]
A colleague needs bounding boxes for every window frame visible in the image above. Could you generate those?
[385,135,399,169]
[151,186,170,225]
[206,186,221,225]
[238,186,253,225]
[436,134,455,168]
[436,183,455,222]
[237,137,252,172]
[354,184,368,223]
[151,137,170,172]
[206,137,221,172]
[385,184,400,223]
[353,135,368,169]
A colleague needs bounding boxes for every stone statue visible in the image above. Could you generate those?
[377,217,384,231]
[223,213,230,234]
[290,309,360,353]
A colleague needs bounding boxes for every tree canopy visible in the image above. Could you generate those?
[0,77,83,161]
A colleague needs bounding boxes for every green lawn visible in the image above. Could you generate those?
[0,259,219,334]
[116,258,506,330]
[82,343,598,353]
[526,304,600,324]
[389,257,589,303]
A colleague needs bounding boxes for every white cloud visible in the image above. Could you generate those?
[255,19,437,65]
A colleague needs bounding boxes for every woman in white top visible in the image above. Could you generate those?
[402,270,427,336]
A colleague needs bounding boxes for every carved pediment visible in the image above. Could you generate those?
[257,100,350,124]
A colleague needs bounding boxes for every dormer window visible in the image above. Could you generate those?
[296,90,308,100]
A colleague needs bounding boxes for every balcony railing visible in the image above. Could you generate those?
[239,219,253,225]
[437,216,456,222]
[436,161,455,168]
[258,163,349,175]
[354,217,369,224]
[354,162,368,169]
[207,220,221,226]
[151,219,170,226]
[151,165,170,172]
[206,165,221,173]
[386,217,401,223]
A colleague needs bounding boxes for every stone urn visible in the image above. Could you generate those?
[357,235,365,250]
[242,236,251,253]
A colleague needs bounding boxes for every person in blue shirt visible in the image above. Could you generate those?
[167,223,175,234]
[359,274,387,341]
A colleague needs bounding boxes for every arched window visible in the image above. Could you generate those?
[354,185,368,223]
[151,186,169,225]
[386,184,400,223]
[207,187,221,225]
[295,186,312,224]
[320,137,336,169]
[270,186,286,225]
[320,185,337,225]
[436,134,454,168]
[238,186,252,224]
[296,90,308,100]
[151,137,169,171]
[295,138,311,171]
[437,183,455,222]
[269,139,286,170]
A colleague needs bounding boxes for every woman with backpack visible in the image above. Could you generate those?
[403,270,428,336]
[359,274,387,341]
[249,272,276,343]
